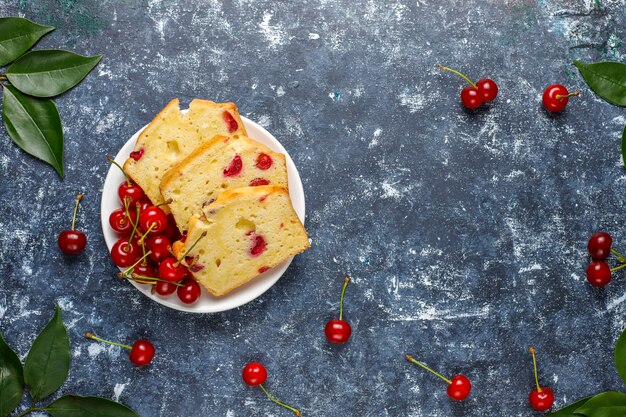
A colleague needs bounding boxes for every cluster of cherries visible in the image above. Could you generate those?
[440,65,578,112]
[585,232,626,287]
[107,157,203,305]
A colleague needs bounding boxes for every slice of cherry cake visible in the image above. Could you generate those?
[123,98,247,210]
[160,135,288,232]
[172,185,309,297]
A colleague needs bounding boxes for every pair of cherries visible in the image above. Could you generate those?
[85,332,154,366]
[585,232,626,287]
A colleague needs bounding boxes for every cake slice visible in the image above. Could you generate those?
[172,185,309,296]
[160,135,288,232]
[123,99,247,209]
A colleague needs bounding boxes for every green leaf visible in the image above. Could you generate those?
[615,327,626,385]
[23,305,70,402]
[574,391,626,417]
[573,60,626,107]
[622,125,626,169]
[545,396,592,417]
[6,50,102,97]
[2,84,64,177]
[0,17,54,66]
[45,395,140,417]
[0,330,24,417]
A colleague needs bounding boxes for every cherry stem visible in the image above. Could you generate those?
[555,91,579,100]
[128,273,184,286]
[610,263,626,272]
[176,231,207,265]
[15,407,45,417]
[137,223,156,246]
[339,275,350,321]
[85,332,132,350]
[258,384,301,417]
[70,193,83,230]
[405,355,452,385]
[529,347,542,393]
[611,248,626,263]
[155,198,172,207]
[107,156,131,186]
[125,203,141,251]
[438,65,477,89]
[120,251,152,276]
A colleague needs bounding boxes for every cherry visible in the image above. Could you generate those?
[138,204,168,236]
[111,238,141,267]
[146,235,171,263]
[223,154,242,177]
[85,332,154,366]
[177,278,201,304]
[163,214,181,242]
[109,207,137,234]
[440,65,497,109]
[223,110,238,133]
[242,362,300,416]
[129,148,144,161]
[133,261,157,282]
[528,347,554,411]
[108,156,144,205]
[585,261,612,287]
[256,153,273,170]
[543,84,579,112]
[158,257,188,282]
[58,193,87,255]
[325,275,352,344]
[588,232,612,260]
[155,280,177,296]
[249,234,267,257]
[405,355,471,401]
[249,178,270,187]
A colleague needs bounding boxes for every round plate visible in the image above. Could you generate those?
[101,114,306,313]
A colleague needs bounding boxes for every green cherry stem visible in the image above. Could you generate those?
[125,203,141,251]
[137,223,156,246]
[259,384,301,417]
[529,347,542,393]
[611,248,626,263]
[155,198,173,207]
[85,332,132,350]
[439,65,477,89]
[176,231,207,266]
[610,263,626,272]
[405,355,452,385]
[70,193,84,230]
[339,275,350,321]
[120,251,153,276]
[107,156,131,186]
[129,273,184,286]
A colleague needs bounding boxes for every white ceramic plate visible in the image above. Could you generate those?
[101,114,306,313]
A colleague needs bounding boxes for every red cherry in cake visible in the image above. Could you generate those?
[58,193,87,255]
[138,205,168,235]
[405,355,471,401]
[585,261,612,287]
[528,347,554,411]
[440,65,497,109]
[177,278,201,304]
[223,110,238,133]
[111,238,141,267]
[588,232,612,260]
[85,332,155,366]
[256,153,273,170]
[155,280,177,296]
[324,275,352,344]
[223,154,243,177]
[146,235,171,263]
[158,257,187,282]
[543,84,579,112]
[249,234,267,257]
[249,178,270,186]
[129,148,144,161]
[242,362,301,416]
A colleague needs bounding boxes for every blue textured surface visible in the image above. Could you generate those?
[1,1,626,416]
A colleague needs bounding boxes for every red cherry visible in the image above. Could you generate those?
[129,148,144,161]
[476,78,498,102]
[111,238,141,268]
[158,257,187,282]
[138,205,168,235]
[132,262,157,283]
[242,362,267,386]
[249,178,270,186]
[109,208,137,234]
[588,232,612,260]
[138,198,152,212]
[129,339,155,366]
[586,261,611,287]
[118,182,144,206]
[324,320,351,344]
[256,153,273,170]
[223,154,243,177]
[163,214,181,242]
[460,87,483,109]
[447,375,472,400]
[155,280,177,296]
[529,387,554,411]
[406,355,471,401]
[146,235,171,263]
[249,234,267,257]
[542,84,578,112]
[223,110,239,133]
[177,278,201,304]
[58,194,87,255]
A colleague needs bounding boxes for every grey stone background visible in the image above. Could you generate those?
[1,0,626,416]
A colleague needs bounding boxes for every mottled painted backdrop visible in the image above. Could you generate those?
[1,0,626,416]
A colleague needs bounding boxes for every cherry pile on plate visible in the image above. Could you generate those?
[107,157,202,304]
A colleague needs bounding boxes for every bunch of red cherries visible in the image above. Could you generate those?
[107,157,202,304]
[585,232,626,287]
